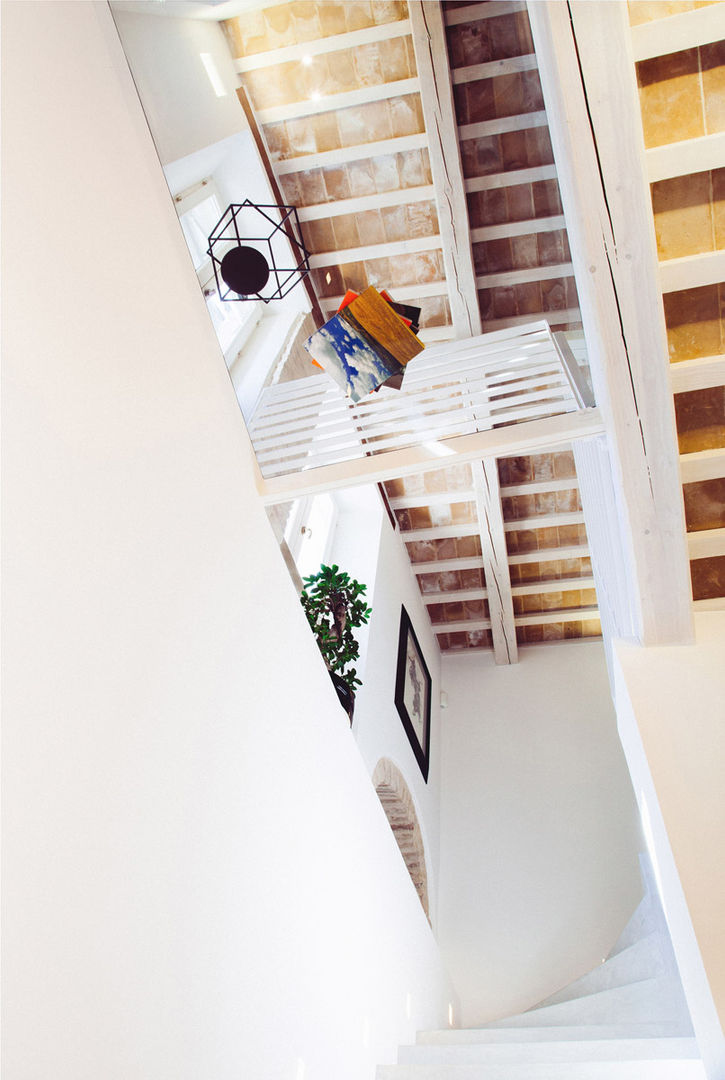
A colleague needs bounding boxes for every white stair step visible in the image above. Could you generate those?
[417,1022,694,1044]
[483,978,686,1027]
[377,1060,706,1079]
[398,1037,701,1066]
[533,932,666,1009]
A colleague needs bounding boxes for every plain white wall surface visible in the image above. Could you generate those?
[614,615,725,1080]
[110,7,246,164]
[437,642,643,1025]
[352,514,443,929]
[1,5,454,1079]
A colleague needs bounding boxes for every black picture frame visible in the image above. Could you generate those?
[394,606,432,782]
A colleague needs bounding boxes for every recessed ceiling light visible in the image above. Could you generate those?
[325,271,332,284]
[302,54,313,66]
[310,91,322,102]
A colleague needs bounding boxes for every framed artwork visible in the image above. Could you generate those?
[394,606,432,782]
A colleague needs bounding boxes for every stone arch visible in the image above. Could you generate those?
[372,757,430,920]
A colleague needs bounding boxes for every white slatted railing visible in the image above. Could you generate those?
[249,322,591,480]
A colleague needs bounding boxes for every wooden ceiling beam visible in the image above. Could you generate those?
[234,18,412,71]
[529,0,693,645]
[472,460,518,663]
[274,133,428,175]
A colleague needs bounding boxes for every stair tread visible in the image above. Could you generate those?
[417,1023,695,1044]
[399,1036,701,1065]
[378,1061,706,1079]
[533,932,666,1009]
[482,977,688,1028]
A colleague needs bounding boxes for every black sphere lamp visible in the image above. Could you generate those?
[207,200,311,303]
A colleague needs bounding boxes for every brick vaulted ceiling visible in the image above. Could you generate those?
[221,0,725,657]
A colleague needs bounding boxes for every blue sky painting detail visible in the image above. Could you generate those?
[305,311,404,402]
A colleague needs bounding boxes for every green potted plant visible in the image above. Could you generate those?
[300,564,372,722]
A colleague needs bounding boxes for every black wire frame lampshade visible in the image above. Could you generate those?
[207,200,311,303]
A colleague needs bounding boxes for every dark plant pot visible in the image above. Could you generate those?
[330,671,355,724]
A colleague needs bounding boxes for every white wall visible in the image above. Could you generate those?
[349,504,444,930]
[437,642,643,1025]
[110,7,246,165]
[614,616,725,1080]
[1,6,454,1079]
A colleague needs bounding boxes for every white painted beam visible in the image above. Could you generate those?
[693,596,725,611]
[417,326,454,343]
[256,408,605,503]
[669,355,725,395]
[445,2,526,27]
[256,77,420,125]
[688,527,725,560]
[452,53,538,84]
[409,1,482,339]
[508,542,590,565]
[234,19,412,71]
[631,3,725,62]
[471,215,566,243]
[389,490,475,510]
[647,131,725,184]
[529,0,694,645]
[659,250,725,294]
[433,605,599,634]
[680,448,725,485]
[296,185,435,222]
[422,576,595,602]
[502,476,579,497]
[320,281,448,313]
[274,133,428,175]
[459,110,548,142]
[308,234,442,269]
[476,263,574,289]
[472,459,518,663]
[484,308,580,332]
[465,164,558,193]
[412,556,483,575]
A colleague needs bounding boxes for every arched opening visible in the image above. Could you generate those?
[372,758,430,920]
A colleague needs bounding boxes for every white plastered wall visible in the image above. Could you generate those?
[1,5,453,1079]
[437,642,643,1025]
[613,614,725,1080]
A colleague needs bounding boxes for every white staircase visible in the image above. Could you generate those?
[378,856,705,1079]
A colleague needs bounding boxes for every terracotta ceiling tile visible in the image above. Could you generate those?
[690,555,725,600]
[407,201,439,238]
[369,154,399,193]
[514,9,535,53]
[462,136,503,179]
[515,281,543,315]
[407,540,437,563]
[453,83,468,127]
[340,261,368,293]
[637,49,704,148]
[466,629,490,648]
[435,537,457,560]
[428,603,446,624]
[684,478,725,531]
[399,147,431,187]
[505,183,535,221]
[409,506,433,530]
[519,624,543,644]
[322,165,351,202]
[346,160,377,197]
[652,171,714,260]
[581,589,597,606]
[509,233,539,270]
[460,568,484,589]
[536,229,565,266]
[345,2,375,33]
[701,41,725,134]
[362,254,392,288]
[437,632,452,651]
[356,209,386,247]
[291,2,322,42]
[674,386,725,452]
[664,284,722,360]
[353,42,384,86]
[418,296,450,328]
[279,172,302,204]
[525,126,554,169]
[384,478,405,498]
[468,79,497,124]
[500,129,528,172]
[319,2,347,37]
[518,560,542,580]
[628,2,695,27]
[390,95,424,138]
[555,488,581,513]
[395,508,412,531]
[495,72,525,118]
[712,168,725,248]
[311,111,342,154]
[295,167,327,204]
[522,69,544,112]
[401,472,427,496]
[301,218,335,254]
[489,12,524,60]
[542,622,564,640]
[263,4,296,48]
[522,594,543,613]
[311,265,344,297]
[428,502,453,528]
[382,204,411,243]
[456,536,481,558]
[534,491,557,515]
[451,500,477,525]
[580,619,602,637]
[499,456,532,484]
[448,632,469,650]
[541,278,568,311]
